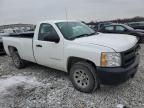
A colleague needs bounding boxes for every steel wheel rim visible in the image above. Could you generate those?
[13,53,20,66]
[73,69,90,88]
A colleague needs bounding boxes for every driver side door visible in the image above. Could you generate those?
[34,23,64,70]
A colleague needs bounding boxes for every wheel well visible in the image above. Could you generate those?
[67,57,96,72]
[8,46,18,55]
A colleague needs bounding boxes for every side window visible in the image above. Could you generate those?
[38,23,58,41]
[115,26,126,31]
[104,26,114,31]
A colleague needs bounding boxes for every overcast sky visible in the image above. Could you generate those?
[0,0,144,25]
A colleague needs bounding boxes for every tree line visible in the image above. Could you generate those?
[86,16,144,25]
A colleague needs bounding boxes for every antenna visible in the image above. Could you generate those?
[65,8,68,21]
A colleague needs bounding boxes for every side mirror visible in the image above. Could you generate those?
[44,33,60,43]
[124,29,128,32]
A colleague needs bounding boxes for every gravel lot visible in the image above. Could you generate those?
[0,45,144,108]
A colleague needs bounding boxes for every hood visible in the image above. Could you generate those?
[73,33,138,52]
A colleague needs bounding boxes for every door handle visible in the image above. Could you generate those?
[36,45,42,47]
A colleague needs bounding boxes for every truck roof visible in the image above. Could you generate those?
[39,20,79,24]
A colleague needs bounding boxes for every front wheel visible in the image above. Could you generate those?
[70,61,100,93]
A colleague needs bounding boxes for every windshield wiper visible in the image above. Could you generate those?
[68,32,97,40]
[88,32,96,36]
[68,34,89,40]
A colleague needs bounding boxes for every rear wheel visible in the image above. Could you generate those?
[140,38,144,43]
[10,49,26,69]
[70,61,100,93]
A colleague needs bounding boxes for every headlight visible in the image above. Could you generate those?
[101,52,121,67]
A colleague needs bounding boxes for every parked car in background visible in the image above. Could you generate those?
[87,22,112,31]
[99,24,144,43]
[95,22,113,31]
[3,20,140,93]
[128,22,144,30]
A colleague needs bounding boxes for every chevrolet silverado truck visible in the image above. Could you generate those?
[3,20,140,93]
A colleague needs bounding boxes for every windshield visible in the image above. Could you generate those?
[56,22,96,40]
[124,24,134,30]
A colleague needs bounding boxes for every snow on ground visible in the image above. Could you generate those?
[0,75,40,94]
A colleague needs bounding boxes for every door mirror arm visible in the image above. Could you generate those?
[124,29,128,32]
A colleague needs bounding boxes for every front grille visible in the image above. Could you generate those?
[121,44,139,67]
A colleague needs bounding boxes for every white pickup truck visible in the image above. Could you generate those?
[3,20,140,93]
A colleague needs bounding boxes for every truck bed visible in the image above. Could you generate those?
[3,36,36,63]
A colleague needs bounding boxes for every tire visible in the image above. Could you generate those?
[11,50,26,69]
[140,38,144,43]
[70,61,100,93]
